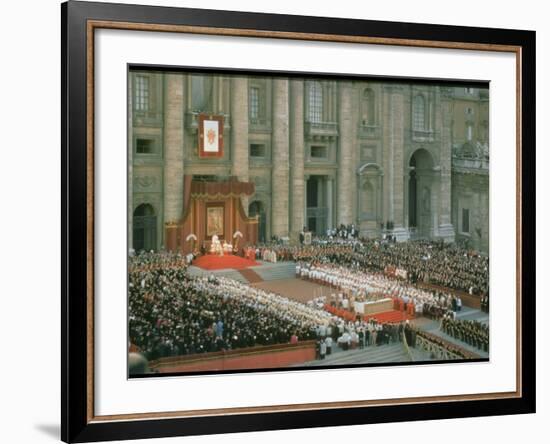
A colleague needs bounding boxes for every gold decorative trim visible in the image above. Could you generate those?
[86,19,523,424]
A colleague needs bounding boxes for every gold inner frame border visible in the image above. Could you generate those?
[85,19,523,423]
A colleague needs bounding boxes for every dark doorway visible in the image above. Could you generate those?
[306,175,327,235]
[133,204,157,252]
[409,157,417,227]
[408,149,434,238]
[248,201,267,243]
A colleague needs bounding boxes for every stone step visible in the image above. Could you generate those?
[302,343,412,367]
[251,262,297,282]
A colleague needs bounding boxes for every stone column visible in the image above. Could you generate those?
[128,74,134,250]
[289,79,305,241]
[163,74,185,239]
[481,186,489,252]
[390,88,405,233]
[431,169,441,237]
[271,78,290,237]
[438,88,455,242]
[162,74,185,250]
[304,175,310,231]
[326,177,333,230]
[381,87,391,228]
[381,85,407,240]
[337,82,355,225]
[231,76,249,213]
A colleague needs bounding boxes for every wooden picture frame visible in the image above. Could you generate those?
[62,1,535,442]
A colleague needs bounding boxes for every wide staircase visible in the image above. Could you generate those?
[186,266,250,284]
[251,262,296,282]
[187,261,296,284]
[301,342,432,367]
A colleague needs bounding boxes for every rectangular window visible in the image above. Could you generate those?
[135,75,149,112]
[249,143,265,158]
[462,208,470,233]
[250,87,260,121]
[412,95,426,131]
[136,138,155,154]
[308,82,323,123]
[310,145,327,159]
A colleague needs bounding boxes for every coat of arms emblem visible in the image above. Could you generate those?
[207,128,216,145]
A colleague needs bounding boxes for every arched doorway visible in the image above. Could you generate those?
[248,201,266,243]
[408,149,434,239]
[133,204,157,252]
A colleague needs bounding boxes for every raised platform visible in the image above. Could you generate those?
[192,254,259,270]
[354,298,394,315]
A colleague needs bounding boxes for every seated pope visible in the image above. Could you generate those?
[210,233,223,255]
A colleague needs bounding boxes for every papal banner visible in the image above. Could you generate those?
[198,114,224,158]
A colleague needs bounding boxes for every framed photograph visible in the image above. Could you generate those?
[62,1,535,442]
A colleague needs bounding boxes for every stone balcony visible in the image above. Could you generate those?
[412,129,435,143]
[185,111,230,133]
[358,124,381,139]
[452,156,489,172]
[305,121,338,141]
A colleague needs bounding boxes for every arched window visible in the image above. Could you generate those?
[412,95,426,131]
[362,88,375,125]
[308,81,323,122]
[133,204,157,252]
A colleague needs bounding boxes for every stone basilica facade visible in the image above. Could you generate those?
[128,71,489,253]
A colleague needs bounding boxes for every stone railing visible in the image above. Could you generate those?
[412,129,435,142]
[401,331,414,362]
[358,124,380,139]
[305,121,338,140]
[185,111,230,132]
[452,156,489,171]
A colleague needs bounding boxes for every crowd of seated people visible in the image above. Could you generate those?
[308,239,488,296]
[441,314,489,352]
[297,261,459,317]
[128,252,434,363]
[129,267,334,361]
[129,249,188,272]
[246,234,488,297]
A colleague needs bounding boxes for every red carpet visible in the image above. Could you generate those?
[364,310,413,324]
[193,254,260,270]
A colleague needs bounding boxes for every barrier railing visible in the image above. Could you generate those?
[401,331,414,362]
[147,340,317,371]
